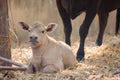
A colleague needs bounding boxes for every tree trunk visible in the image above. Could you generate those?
[0,0,11,66]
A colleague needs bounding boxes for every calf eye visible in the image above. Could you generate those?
[42,31,44,33]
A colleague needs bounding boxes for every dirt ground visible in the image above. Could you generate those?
[0,34,120,80]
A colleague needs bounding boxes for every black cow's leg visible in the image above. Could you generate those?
[115,9,120,35]
[56,0,72,46]
[63,17,72,46]
[96,13,108,46]
[77,11,96,61]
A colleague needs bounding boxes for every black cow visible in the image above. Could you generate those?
[56,0,120,61]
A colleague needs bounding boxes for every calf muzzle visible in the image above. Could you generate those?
[29,36,38,42]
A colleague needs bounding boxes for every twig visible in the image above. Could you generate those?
[0,56,27,67]
[0,66,27,71]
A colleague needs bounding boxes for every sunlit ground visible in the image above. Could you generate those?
[0,34,119,80]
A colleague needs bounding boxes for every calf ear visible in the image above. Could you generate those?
[17,22,29,30]
[46,23,58,32]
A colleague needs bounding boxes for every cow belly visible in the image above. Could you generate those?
[99,0,120,13]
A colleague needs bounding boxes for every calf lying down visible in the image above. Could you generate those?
[18,21,77,73]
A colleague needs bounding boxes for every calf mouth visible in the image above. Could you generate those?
[30,41,41,48]
[29,40,39,44]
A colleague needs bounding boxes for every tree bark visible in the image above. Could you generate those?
[0,0,11,66]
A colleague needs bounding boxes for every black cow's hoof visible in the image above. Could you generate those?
[95,43,101,46]
[76,56,84,62]
[95,41,102,46]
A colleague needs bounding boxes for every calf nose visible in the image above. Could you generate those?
[29,36,38,42]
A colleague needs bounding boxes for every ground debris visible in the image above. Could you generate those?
[8,35,120,80]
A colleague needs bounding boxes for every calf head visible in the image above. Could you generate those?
[18,22,58,48]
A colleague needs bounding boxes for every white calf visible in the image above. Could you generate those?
[18,21,77,73]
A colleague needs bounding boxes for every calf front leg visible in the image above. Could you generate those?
[96,13,108,46]
[42,64,63,73]
[26,63,36,73]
